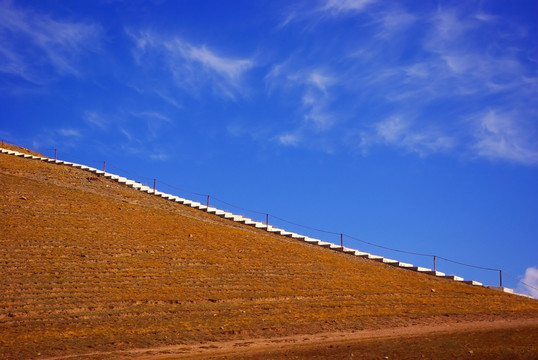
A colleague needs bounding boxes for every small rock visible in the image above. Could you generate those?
[468,350,474,355]
[19,196,27,200]
[431,288,436,293]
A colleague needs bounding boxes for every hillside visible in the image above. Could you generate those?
[0,146,537,359]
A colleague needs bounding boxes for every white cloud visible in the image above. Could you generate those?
[517,267,538,299]
[57,129,81,137]
[266,64,337,132]
[322,0,377,14]
[358,116,454,157]
[84,111,108,130]
[135,111,172,123]
[308,71,335,93]
[277,133,301,146]
[473,111,538,165]
[128,31,254,100]
[0,1,101,82]
[375,9,417,38]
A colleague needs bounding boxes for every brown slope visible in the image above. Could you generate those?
[0,150,537,359]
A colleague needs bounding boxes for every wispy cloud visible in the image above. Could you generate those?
[358,116,454,157]
[472,110,538,165]
[266,64,338,132]
[321,0,377,15]
[84,111,108,130]
[0,1,101,83]
[276,133,301,147]
[128,30,254,100]
[57,128,81,138]
[375,9,417,38]
[517,267,538,299]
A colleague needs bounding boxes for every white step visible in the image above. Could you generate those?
[410,266,432,273]
[318,242,340,249]
[425,270,446,277]
[464,280,483,286]
[289,233,306,240]
[303,237,320,244]
[487,286,514,294]
[443,275,464,281]
[266,226,285,233]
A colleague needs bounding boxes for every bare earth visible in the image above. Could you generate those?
[1,144,537,360]
[42,317,538,360]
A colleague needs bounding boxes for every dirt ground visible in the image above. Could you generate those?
[42,317,538,359]
[1,145,537,360]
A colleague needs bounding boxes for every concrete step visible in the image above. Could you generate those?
[424,270,446,277]
[334,247,359,255]
[487,286,514,294]
[236,217,256,225]
[410,266,433,273]
[464,280,483,286]
[376,258,401,265]
[266,226,285,234]
[515,293,534,299]
[318,242,341,250]
[443,275,464,281]
[303,237,321,244]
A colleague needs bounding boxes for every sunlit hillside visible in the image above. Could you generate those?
[1,145,537,359]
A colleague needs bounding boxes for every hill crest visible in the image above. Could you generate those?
[1,144,537,359]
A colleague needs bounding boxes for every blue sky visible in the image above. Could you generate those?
[1,0,537,297]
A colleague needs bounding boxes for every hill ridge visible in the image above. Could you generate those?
[0,146,531,299]
[2,144,538,359]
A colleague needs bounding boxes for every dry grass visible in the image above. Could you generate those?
[1,147,537,359]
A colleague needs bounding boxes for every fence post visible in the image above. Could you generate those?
[206,195,210,207]
[153,179,156,192]
[266,214,269,226]
[433,256,437,272]
[103,161,106,173]
[499,270,503,287]
[54,149,57,161]
[340,233,343,248]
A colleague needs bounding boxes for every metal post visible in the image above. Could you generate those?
[54,149,57,161]
[499,270,503,287]
[103,161,106,173]
[266,214,269,225]
[340,233,343,248]
[433,256,437,272]
[206,195,210,207]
